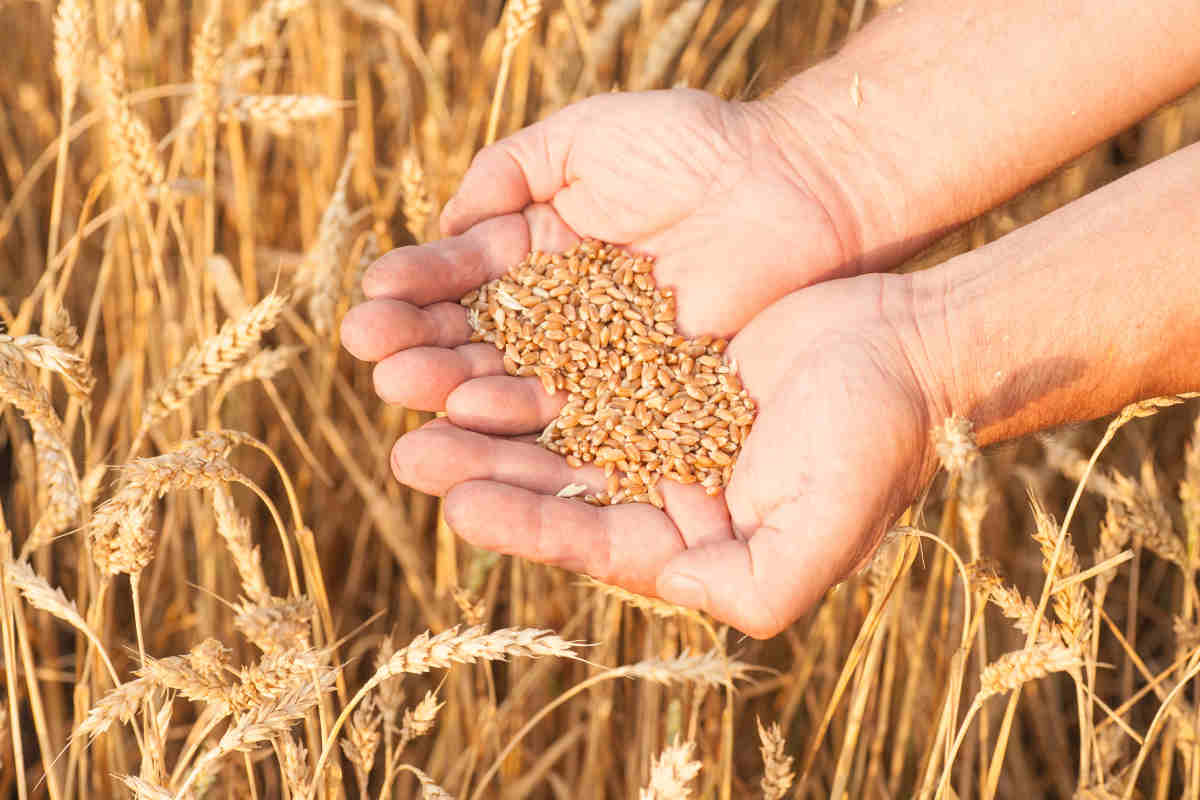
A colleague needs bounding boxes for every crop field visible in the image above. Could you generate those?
[1,0,1200,797]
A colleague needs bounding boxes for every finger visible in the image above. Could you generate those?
[362,215,533,305]
[373,344,507,411]
[340,299,472,362]
[656,481,736,549]
[445,375,566,435]
[445,480,686,595]
[391,421,606,498]
[440,114,574,236]
[364,206,580,306]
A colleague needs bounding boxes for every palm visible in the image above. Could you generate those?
[464,90,848,335]
[382,277,936,637]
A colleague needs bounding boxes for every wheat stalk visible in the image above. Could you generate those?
[635,0,704,90]
[486,0,544,144]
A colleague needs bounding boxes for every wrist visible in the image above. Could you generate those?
[907,142,1200,449]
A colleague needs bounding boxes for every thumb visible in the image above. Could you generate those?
[441,110,580,237]
[656,501,871,640]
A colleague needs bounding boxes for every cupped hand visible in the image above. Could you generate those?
[341,89,863,414]
[385,273,946,638]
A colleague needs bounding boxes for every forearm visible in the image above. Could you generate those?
[757,0,1200,272]
[908,140,1200,447]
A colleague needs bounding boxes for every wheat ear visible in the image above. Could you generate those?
[641,739,701,800]
[486,0,543,145]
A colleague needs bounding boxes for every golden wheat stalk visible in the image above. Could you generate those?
[635,0,704,90]
[305,147,358,335]
[486,0,543,145]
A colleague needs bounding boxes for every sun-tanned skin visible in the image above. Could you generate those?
[342,0,1200,637]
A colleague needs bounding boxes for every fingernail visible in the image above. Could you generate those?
[659,574,708,611]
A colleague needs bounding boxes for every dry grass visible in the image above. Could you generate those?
[2,1,1200,798]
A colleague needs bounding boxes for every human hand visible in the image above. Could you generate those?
[340,88,870,415]
[384,273,943,638]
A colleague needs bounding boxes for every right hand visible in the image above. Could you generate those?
[340,88,872,416]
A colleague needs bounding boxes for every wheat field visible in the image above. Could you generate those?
[2,0,1200,798]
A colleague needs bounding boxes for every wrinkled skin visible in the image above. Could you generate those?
[341,89,939,638]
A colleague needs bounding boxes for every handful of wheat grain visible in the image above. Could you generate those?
[462,240,755,507]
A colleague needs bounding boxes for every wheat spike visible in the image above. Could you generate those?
[97,45,165,191]
[399,690,442,748]
[372,625,579,682]
[400,150,433,241]
[140,292,287,431]
[117,775,173,800]
[279,734,313,798]
[636,0,704,90]
[757,719,795,800]
[591,0,642,67]
[305,146,358,335]
[193,1,223,122]
[90,440,248,576]
[504,0,543,48]
[53,0,91,111]
[212,486,271,601]
[233,596,314,654]
[1027,491,1091,645]
[978,643,1082,701]
[619,649,755,688]
[237,0,310,49]
[342,694,382,794]
[1,333,94,400]
[641,739,701,800]
[0,353,82,547]
[75,678,153,739]
[228,94,341,126]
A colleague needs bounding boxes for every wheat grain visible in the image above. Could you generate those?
[757,718,794,800]
[463,240,755,506]
[373,625,579,681]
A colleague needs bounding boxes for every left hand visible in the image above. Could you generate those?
[388,273,945,638]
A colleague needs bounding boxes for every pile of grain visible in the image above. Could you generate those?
[461,240,756,507]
